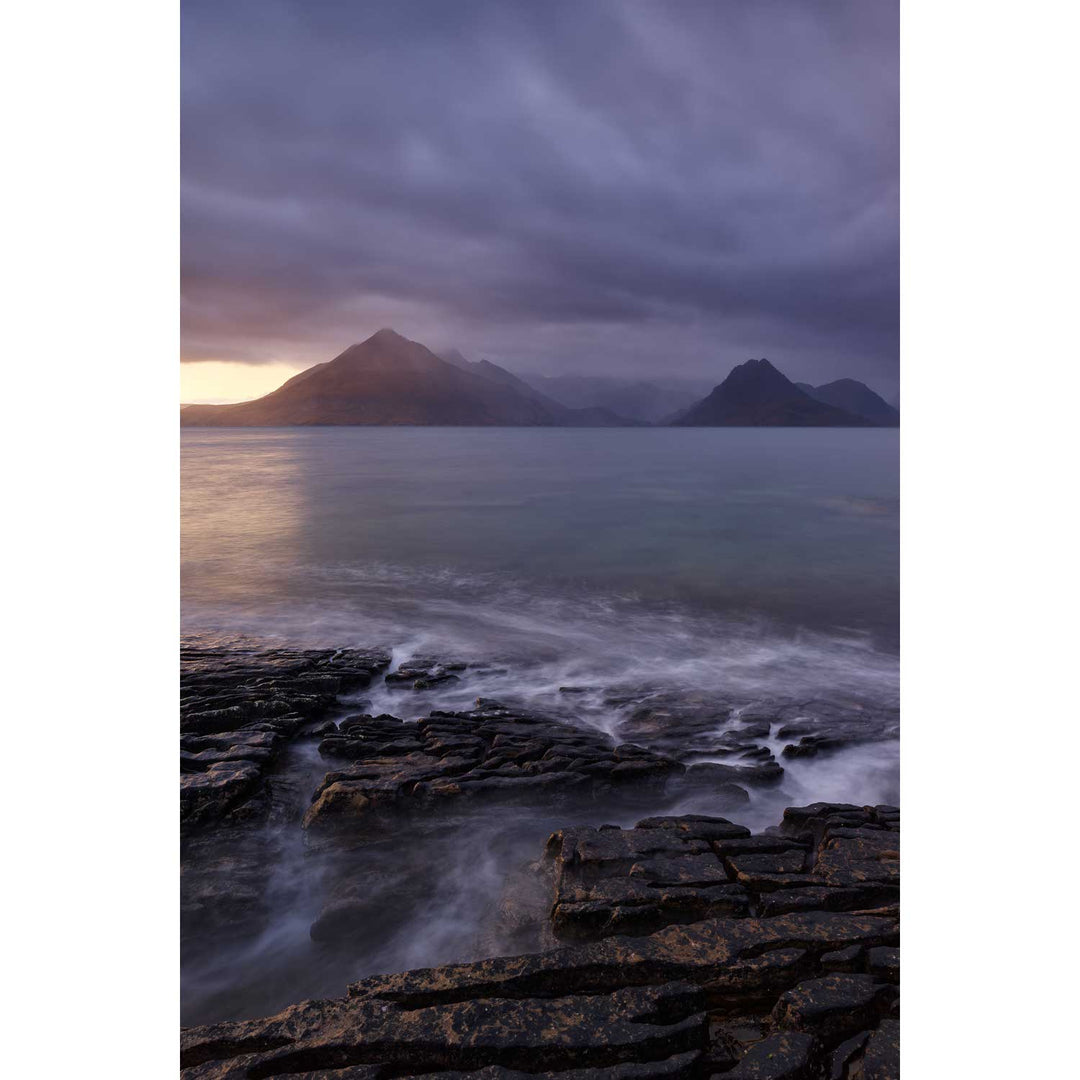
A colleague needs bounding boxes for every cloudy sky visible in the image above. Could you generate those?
[181,0,898,403]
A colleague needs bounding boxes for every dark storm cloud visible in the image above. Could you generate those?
[181,0,898,393]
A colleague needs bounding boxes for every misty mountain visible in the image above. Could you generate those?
[440,349,547,401]
[439,349,644,427]
[673,359,873,427]
[180,330,640,427]
[794,379,900,426]
[522,373,712,424]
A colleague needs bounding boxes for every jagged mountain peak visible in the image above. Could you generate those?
[674,358,872,427]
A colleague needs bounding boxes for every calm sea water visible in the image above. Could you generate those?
[182,425,897,656]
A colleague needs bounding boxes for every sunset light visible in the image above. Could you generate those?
[180,360,304,405]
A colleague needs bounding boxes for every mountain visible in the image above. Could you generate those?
[180,330,639,427]
[794,378,899,426]
[439,350,643,427]
[522,374,711,424]
[673,359,872,427]
[440,349,556,405]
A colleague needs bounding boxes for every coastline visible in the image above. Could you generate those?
[181,637,899,1077]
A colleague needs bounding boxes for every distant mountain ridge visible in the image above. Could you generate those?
[794,379,899,426]
[673,359,874,427]
[180,332,896,429]
[180,330,640,427]
[439,350,642,427]
[521,373,712,424]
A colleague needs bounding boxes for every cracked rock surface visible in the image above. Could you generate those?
[184,804,899,1079]
[181,642,899,1078]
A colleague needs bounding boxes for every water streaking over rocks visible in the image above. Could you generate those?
[181,636,897,1031]
[181,638,898,1078]
[184,565,897,720]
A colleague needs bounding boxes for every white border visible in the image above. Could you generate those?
[5,0,178,1073]
[903,1,1077,1073]
[4,1,1079,1074]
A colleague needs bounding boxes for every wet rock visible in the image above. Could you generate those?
[860,1019,900,1080]
[819,945,864,973]
[181,642,902,1077]
[771,974,897,1043]
[635,815,753,842]
[319,715,426,759]
[183,909,897,1077]
[722,1031,817,1078]
[759,887,895,919]
[614,695,732,755]
[825,1030,871,1079]
[866,946,899,984]
[679,762,763,795]
[183,791,901,1079]
[777,804,898,846]
[407,1055,705,1078]
[180,761,262,830]
[180,640,390,832]
[414,673,462,690]
[386,658,468,690]
[726,850,808,876]
[542,817,757,942]
[781,735,849,759]
[181,980,707,1078]
[815,830,899,890]
[303,705,687,832]
[710,834,810,858]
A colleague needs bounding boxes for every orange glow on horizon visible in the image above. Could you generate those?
[180,360,305,405]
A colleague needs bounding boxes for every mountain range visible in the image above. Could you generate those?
[180,330,639,428]
[180,330,897,428]
[438,349,641,427]
[673,358,885,427]
[521,373,713,424]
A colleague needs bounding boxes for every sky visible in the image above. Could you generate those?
[181,0,898,404]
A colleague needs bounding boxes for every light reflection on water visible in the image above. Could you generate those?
[182,426,898,649]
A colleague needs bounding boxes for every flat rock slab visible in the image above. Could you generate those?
[183,801,900,1080]
[533,807,897,943]
[182,909,898,1079]
[304,703,693,831]
[405,1056,704,1079]
[722,1031,817,1078]
[180,640,390,832]
[181,981,707,1078]
[543,816,753,941]
[771,974,897,1042]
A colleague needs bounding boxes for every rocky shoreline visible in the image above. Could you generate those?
[181,639,899,1079]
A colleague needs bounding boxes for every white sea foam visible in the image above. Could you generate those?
[184,559,898,719]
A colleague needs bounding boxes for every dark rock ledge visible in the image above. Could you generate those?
[180,641,391,833]
[182,804,899,1079]
[181,643,898,1077]
[304,699,711,832]
[180,641,895,841]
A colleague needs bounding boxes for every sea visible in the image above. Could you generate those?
[181,426,899,1023]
